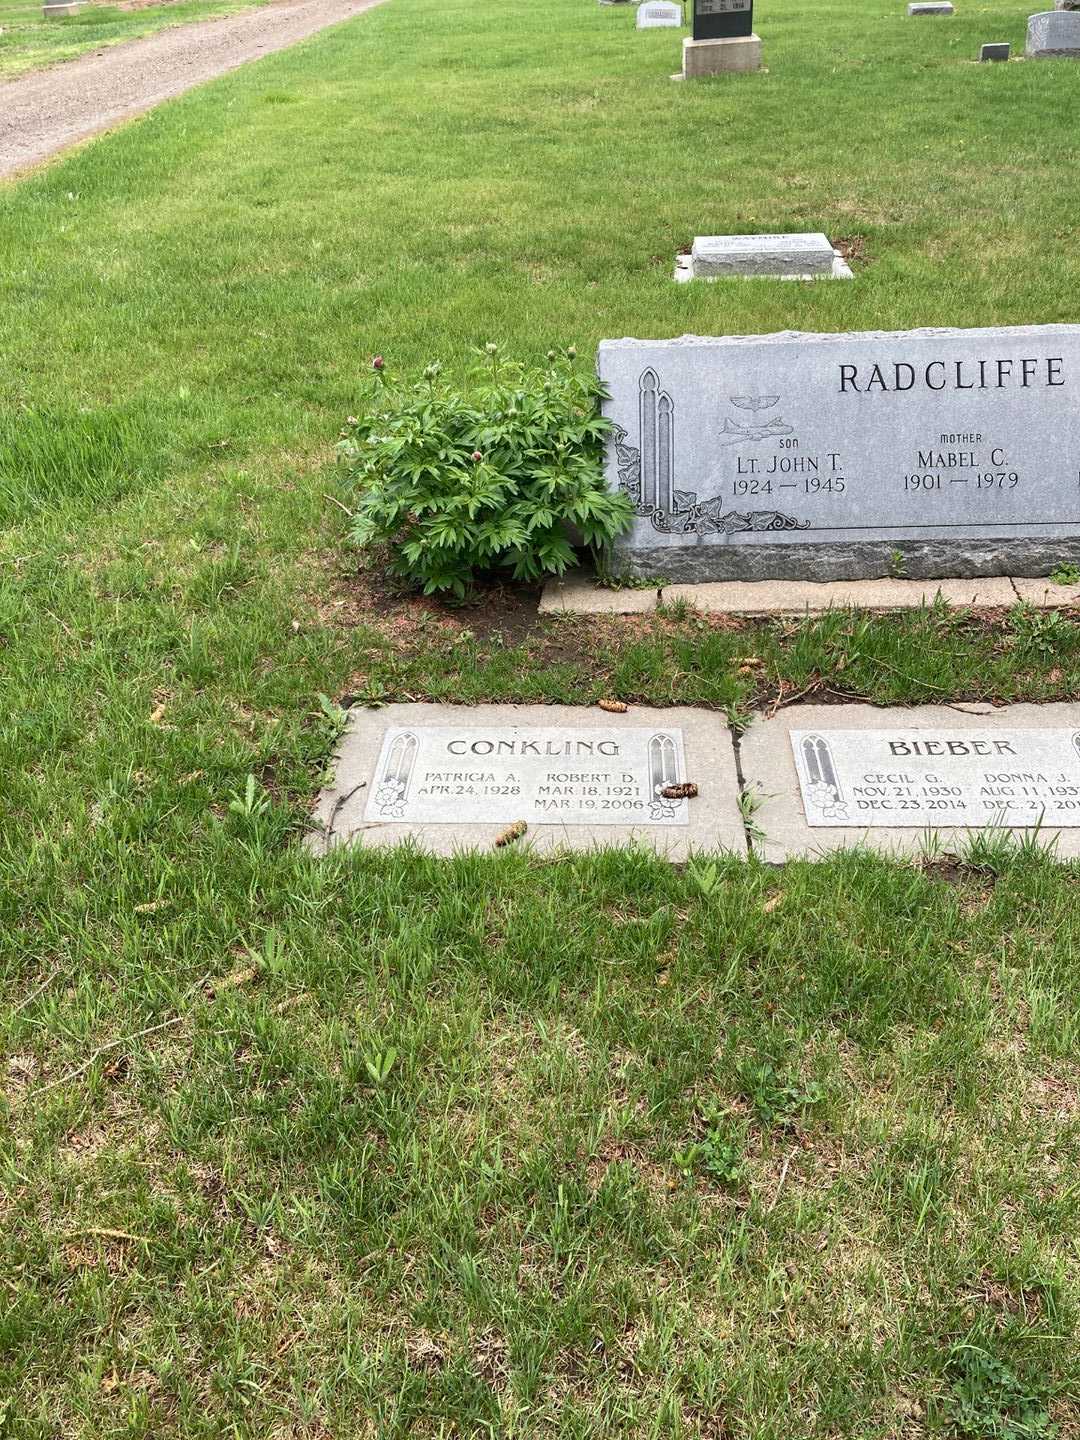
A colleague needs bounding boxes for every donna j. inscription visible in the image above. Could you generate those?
[599,327,1080,580]
[364,726,691,826]
[792,728,1080,828]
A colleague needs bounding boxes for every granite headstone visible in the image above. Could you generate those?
[599,327,1080,582]
[1027,9,1080,53]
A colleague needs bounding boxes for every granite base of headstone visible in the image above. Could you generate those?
[599,326,1080,584]
[638,0,682,26]
[309,703,746,859]
[1027,10,1080,54]
[741,702,1080,860]
[980,42,1010,60]
[681,33,761,74]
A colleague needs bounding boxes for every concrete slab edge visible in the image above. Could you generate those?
[539,572,1080,616]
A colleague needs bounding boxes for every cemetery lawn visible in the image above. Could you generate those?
[3,0,1080,1434]
[0,0,271,78]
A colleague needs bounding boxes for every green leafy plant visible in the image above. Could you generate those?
[737,1060,824,1129]
[673,1105,745,1187]
[943,1345,1055,1439]
[338,347,634,598]
[1050,562,1080,586]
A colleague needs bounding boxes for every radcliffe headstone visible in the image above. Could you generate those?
[638,0,682,26]
[308,703,746,858]
[1027,10,1080,54]
[741,702,1080,859]
[599,326,1080,583]
[980,42,1011,60]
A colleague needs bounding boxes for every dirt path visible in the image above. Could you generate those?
[0,0,385,180]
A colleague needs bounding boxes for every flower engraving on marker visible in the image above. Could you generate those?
[799,735,850,820]
[374,731,417,817]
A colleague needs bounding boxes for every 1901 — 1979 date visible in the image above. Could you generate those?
[903,471,1020,492]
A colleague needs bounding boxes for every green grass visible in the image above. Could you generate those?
[0,0,271,78]
[2,0,1080,1433]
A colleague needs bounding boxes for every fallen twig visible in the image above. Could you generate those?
[34,1015,184,1097]
[12,965,63,1019]
[766,1150,795,1215]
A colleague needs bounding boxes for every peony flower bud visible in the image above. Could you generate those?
[372,355,385,371]
[471,450,483,463]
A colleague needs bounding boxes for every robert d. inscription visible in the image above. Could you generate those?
[793,728,1080,828]
[365,725,690,826]
[599,326,1080,581]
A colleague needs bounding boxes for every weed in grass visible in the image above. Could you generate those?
[1049,563,1080,587]
[943,1345,1056,1440]
[737,1060,825,1130]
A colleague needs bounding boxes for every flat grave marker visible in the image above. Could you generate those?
[741,703,1080,860]
[310,703,746,859]
[979,42,1010,61]
[599,326,1080,584]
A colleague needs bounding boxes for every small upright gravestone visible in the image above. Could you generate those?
[1027,9,1080,54]
[980,42,1010,60]
[682,0,761,77]
[638,0,682,27]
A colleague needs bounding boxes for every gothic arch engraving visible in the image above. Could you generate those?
[611,368,809,537]
[375,731,418,818]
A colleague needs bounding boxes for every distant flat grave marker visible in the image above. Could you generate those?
[599,326,1080,584]
[741,703,1080,859]
[681,233,851,281]
[908,3,954,15]
[310,704,745,858]
[980,42,1010,60]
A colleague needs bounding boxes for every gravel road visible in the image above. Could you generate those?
[0,0,385,180]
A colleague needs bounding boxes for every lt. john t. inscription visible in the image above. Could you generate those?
[792,728,1080,827]
[365,726,691,826]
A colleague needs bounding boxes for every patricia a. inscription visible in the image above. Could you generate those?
[363,726,691,826]
[600,326,1080,581]
[792,728,1080,828]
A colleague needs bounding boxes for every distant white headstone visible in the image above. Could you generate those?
[637,0,682,27]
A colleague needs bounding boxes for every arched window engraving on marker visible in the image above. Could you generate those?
[647,733,681,820]
[800,734,849,821]
[375,731,417,819]
[623,367,807,539]
[639,369,659,512]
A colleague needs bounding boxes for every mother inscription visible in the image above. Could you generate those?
[599,327,1080,581]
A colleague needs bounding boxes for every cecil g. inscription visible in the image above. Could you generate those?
[364,725,691,826]
[599,326,1080,581]
[792,728,1080,828]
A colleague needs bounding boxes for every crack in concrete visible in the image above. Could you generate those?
[326,781,366,842]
